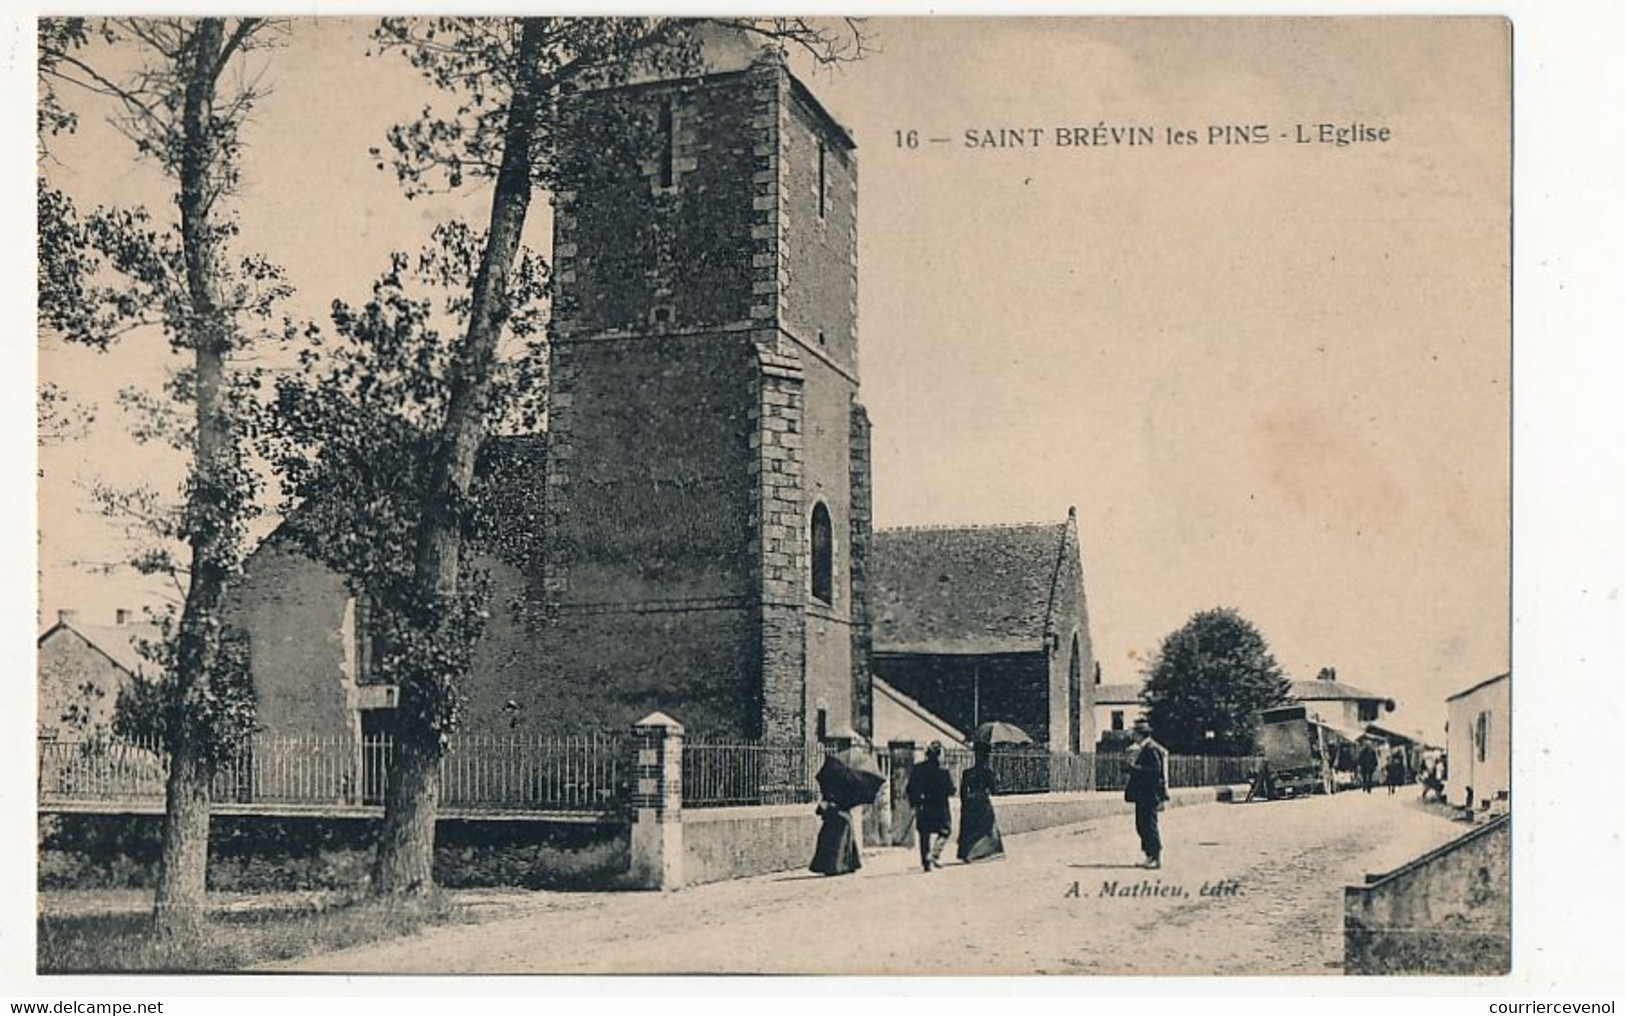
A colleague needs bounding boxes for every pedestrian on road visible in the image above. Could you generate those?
[1357,742,1379,793]
[809,798,861,876]
[1384,750,1405,795]
[907,740,956,872]
[957,741,1005,863]
[1124,718,1169,869]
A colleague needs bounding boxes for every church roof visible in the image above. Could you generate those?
[869,518,1074,656]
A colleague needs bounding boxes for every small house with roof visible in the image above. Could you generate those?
[867,509,1095,751]
[36,609,162,739]
[1093,682,1146,744]
[1290,673,1396,730]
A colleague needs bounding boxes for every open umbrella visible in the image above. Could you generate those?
[972,721,1033,747]
[815,749,885,809]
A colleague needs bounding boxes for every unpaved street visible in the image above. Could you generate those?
[275,791,1463,976]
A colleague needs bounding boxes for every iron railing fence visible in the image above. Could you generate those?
[40,734,1260,812]
[38,732,627,813]
[681,738,831,807]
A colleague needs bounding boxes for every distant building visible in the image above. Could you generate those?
[1092,671,1394,747]
[1290,675,1396,730]
[1093,683,1145,742]
[868,511,1095,750]
[1445,672,1509,810]
[36,609,160,739]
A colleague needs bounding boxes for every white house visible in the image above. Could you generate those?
[1289,676,1396,729]
[1093,683,1145,740]
[1445,672,1510,810]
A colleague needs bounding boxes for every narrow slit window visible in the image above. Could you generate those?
[658,98,676,190]
[817,141,827,219]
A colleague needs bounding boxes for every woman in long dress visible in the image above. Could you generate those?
[957,742,1006,863]
[809,798,862,875]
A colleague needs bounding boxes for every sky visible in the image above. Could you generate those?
[33,17,1510,741]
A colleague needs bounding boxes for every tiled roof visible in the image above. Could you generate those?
[1093,683,1144,706]
[40,621,165,677]
[870,520,1069,654]
[1290,679,1388,703]
[1445,671,1509,703]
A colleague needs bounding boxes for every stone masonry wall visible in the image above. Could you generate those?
[1344,815,1510,975]
[1047,511,1097,750]
[799,354,854,737]
[542,333,757,607]
[227,541,356,742]
[848,402,875,738]
[778,80,858,376]
[37,631,129,739]
[553,71,763,337]
[753,343,808,742]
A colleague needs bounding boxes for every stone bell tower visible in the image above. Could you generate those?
[539,36,872,742]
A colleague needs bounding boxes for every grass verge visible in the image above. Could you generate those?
[38,891,472,973]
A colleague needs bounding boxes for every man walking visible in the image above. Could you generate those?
[1125,719,1170,869]
[1357,742,1379,793]
[907,741,956,872]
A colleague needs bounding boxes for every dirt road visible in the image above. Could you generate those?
[273,791,1464,976]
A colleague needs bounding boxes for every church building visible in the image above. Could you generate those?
[223,32,1091,752]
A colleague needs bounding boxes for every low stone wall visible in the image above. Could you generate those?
[681,803,824,887]
[671,787,1232,888]
[1343,814,1510,975]
[40,812,632,892]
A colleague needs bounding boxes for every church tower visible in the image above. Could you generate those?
[540,39,872,742]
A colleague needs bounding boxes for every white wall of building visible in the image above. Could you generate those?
[1446,674,1510,808]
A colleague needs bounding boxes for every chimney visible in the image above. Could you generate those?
[57,609,79,625]
[115,609,131,626]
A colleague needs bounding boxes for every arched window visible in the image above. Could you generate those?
[810,503,833,605]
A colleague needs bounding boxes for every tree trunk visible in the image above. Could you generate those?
[368,737,441,893]
[370,19,547,895]
[151,744,211,943]
[150,18,230,942]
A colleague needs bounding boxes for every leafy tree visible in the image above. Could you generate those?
[322,16,869,895]
[39,17,287,943]
[263,219,548,749]
[1141,607,1292,756]
[38,21,99,451]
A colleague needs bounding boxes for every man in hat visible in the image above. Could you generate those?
[906,740,956,871]
[1125,718,1170,868]
[1357,741,1379,793]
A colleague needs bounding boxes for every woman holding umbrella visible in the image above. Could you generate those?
[810,749,883,876]
[957,740,1006,863]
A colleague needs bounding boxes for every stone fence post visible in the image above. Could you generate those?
[628,711,684,890]
[887,739,917,847]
